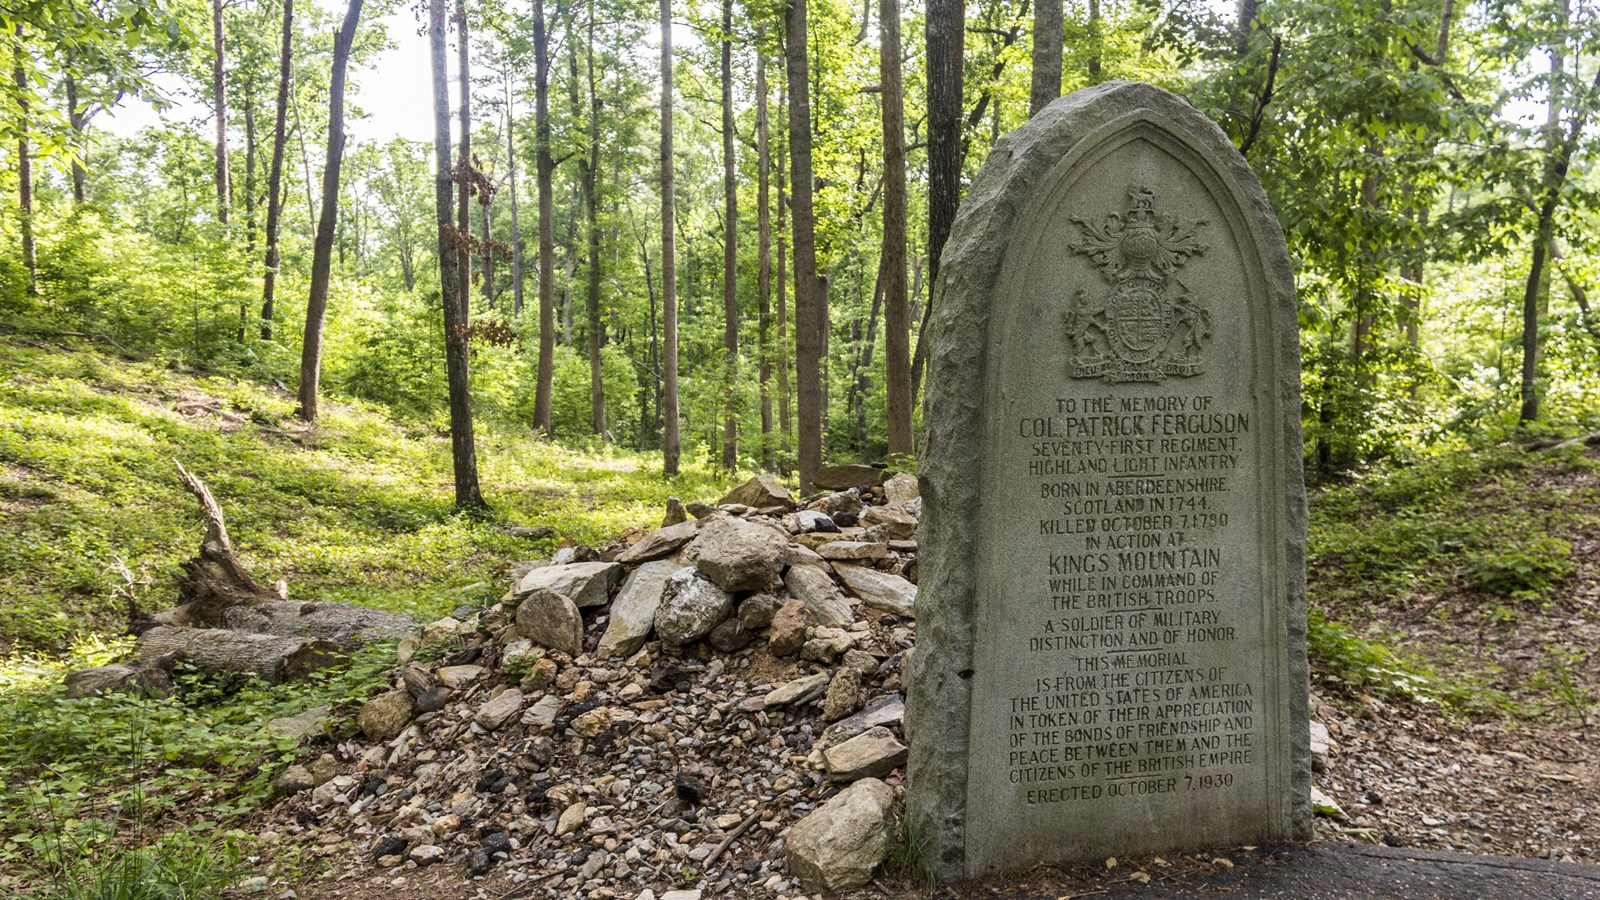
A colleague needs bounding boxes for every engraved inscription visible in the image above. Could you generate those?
[1066,186,1212,382]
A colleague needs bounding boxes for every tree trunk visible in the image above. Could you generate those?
[916,0,964,409]
[13,30,38,297]
[533,0,557,437]
[1029,0,1061,116]
[776,96,792,476]
[66,75,87,203]
[881,0,912,456]
[295,0,365,424]
[456,0,472,318]
[720,0,740,471]
[786,0,826,493]
[581,2,607,439]
[432,0,487,508]
[756,35,775,472]
[661,0,681,476]
[137,627,341,684]
[243,86,258,251]
[212,0,231,224]
[506,70,525,316]
[849,258,884,448]
[261,0,293,340]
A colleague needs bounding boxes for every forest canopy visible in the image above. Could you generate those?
[3,0,1599,498]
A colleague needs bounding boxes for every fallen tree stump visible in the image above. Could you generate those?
[136,626,341,684]
[65,462,416,695]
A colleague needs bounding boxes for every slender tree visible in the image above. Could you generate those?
[661,0,681,476]
[914,0,963,406]
[881,0,912,455]
[295,0,364,422]
[785,0,824,492]
[455,0,472,315]
[755,33,774,471]
[65,75,86,203]
[571,0,607,439]
[532,0,557,436]
[1030,0,1062,116]
[212,0,231,223]
[505,68,525,316]
[720,0,739,470]
[431,0,486,508]
[260,0,292,340]
[12,29,38,296]
[775,79,791,475]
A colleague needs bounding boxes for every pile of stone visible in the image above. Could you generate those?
[273,466,922,897]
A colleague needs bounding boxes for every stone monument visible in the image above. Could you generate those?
[907,81,1311,882]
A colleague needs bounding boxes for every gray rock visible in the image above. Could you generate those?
[616,520,700,564]
[1310,720,1333,773]
[765,671,829,706]
[824,726,908,782]
[783,565,855,626]
[436,664,484,688]
[824,666,864,721]
[474,689,524,730]
[688,517,787,593]
[768,599,812,656]
[357,690,414,741]
[841,649,881,675]
[663,496,689,526]
[415,686,451,714]
[515,587,585,656]
[786,777,896,892]
[793,509,840,533]
[861,504,918,539]
[408,844,445,866]
[522,694,562,727]
[816,490,864,517]
[511,561,623,609]
[737,593,783,629]
[598,559,680,658]
[882,472,919,505]
[708,617,754,653]
[813,464,887,491]
[786,542,828,568]
[717,474,797,510]
[820,693,905,749]
[653,568,735,646]
[803,627,856,662]
[818,541,890,562]
[833,564,917,617]
[274,764,316,795]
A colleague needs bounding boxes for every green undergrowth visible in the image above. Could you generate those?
[0,338,728,653]
[1305,443,1600,710]
[0,636,396,894]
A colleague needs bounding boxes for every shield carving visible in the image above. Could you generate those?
[1107,281,1170,364]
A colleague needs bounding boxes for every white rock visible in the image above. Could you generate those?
[832,564,917,617]
[599,559,680,658]
[512,561,623,608]
[785,778,896,892]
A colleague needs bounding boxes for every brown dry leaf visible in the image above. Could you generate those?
[1105,856,1117,869]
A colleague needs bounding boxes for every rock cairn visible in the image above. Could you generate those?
[276,467,921,897]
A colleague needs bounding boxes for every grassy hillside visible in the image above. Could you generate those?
[0,337,726,653]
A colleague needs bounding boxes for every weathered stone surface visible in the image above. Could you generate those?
[474,689,524,730]
[598,559,680,658]
[511,561,623,609]
[764,671,828,707]
[688,517,787,592]
[823,666,863,721]
[736,593,783,630]
[906,82,1310,881]
[786,777,896,892]
[820,692,905,749]
[616,520,700,564]
[825,726,908,782]
[783,564,855,626]
[815,490,864,517]
[818,541,890,562]
[768,599,812,656]
[833,564,917,617]
[882,472,919,505]
[792,509,840,533]
[663,497,689,526]
[515,587,585,657]
[522,694,562,727]
[653,568,735,646]
[802,626,855,662]
[436,664,484,688]
[358,689,414,741]
[813,464,887,491]
[861,504,918,539]
[707,617,755,652]
[717,474,796,510]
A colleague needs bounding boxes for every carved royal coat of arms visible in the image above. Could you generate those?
[1065,186,1212,383]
